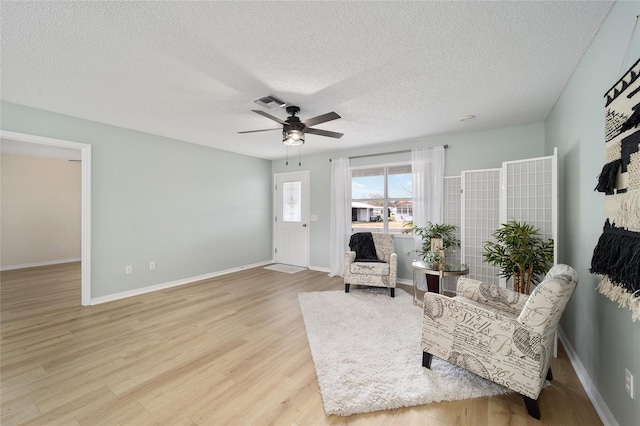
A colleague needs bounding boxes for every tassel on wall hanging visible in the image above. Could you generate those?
[591,54,640,322]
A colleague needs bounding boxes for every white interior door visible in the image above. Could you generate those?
[274,171,309,267]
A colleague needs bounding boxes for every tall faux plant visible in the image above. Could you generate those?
[483,220,554,294]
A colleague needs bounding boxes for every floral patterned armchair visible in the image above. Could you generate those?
[421,264,578,419]
[344,233,397,297]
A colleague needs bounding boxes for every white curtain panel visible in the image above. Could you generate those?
[412,146,445,288]
[329,158,351,277]
[412,146,444,227]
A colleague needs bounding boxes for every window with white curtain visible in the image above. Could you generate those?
[351,163,412,234]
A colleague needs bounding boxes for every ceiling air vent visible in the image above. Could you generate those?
[254,95,286,109]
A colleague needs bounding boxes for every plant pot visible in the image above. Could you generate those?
[425,274,440,293]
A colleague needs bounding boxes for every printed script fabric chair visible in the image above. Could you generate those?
[421,264,578,419]
[344,233,398,297]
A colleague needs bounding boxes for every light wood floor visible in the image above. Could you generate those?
[1,263,602,425]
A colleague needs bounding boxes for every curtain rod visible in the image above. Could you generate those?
[329,145,448,162]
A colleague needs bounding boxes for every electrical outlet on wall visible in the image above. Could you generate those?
[125,265,132,275]
[149,261,156,270]
[625,368,634,399]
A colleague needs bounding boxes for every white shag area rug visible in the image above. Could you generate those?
[298,288,510,416]
[263,264,306,274]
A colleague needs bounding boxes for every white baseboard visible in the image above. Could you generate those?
[397,277,413,286]
[558,328,618,426]
[0,258,81,271]
[90,260,273,305]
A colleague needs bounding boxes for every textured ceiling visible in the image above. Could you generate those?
[1,1,614,160]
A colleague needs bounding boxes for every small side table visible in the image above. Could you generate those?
[411,261,469,306]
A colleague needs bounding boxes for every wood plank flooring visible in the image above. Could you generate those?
[1,263,602,425]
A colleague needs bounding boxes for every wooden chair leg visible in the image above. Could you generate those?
[546,368,553,381]
[390,288,395,297]
[523,395,541,419]
[345,283,350,293]
[422,352,433,369]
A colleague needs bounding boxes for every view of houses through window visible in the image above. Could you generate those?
[351,164,412,234]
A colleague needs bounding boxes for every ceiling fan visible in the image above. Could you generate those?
[239,106,343,146]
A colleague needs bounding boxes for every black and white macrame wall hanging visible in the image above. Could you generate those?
[591,56,640,321]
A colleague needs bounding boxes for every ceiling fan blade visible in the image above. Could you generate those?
[238,128,282,134]
[302,111,341,127]
[305,127,344,139]
[251,110,287,125]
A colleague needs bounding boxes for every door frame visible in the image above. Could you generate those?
[273,170,310,267]
[1,130,92,305]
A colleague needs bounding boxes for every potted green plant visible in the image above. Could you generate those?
[482,219,554,294]
[408,222,460,267]
[421,250,443,270]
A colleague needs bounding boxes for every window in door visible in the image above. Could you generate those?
[282,181,302,222]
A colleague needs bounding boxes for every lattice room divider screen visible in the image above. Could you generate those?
[461,169,502,286]
[502,149,558,267]
[445,150,558,290]
[442,176,462,293]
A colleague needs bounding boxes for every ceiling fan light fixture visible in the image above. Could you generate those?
[283,129,304,146]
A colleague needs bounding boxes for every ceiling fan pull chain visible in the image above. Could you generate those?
[286,145,289,166]
[298,146,301,166]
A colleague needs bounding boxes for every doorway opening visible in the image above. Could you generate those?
[0,131,92,305]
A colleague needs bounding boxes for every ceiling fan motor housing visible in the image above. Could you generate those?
[286,117,304,132]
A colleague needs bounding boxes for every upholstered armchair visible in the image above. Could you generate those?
[344,233,398,297]
[421,264,578,419]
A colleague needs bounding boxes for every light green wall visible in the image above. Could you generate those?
[545,2,640,425]
[273,122,545,278]
[1,102,273,298]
